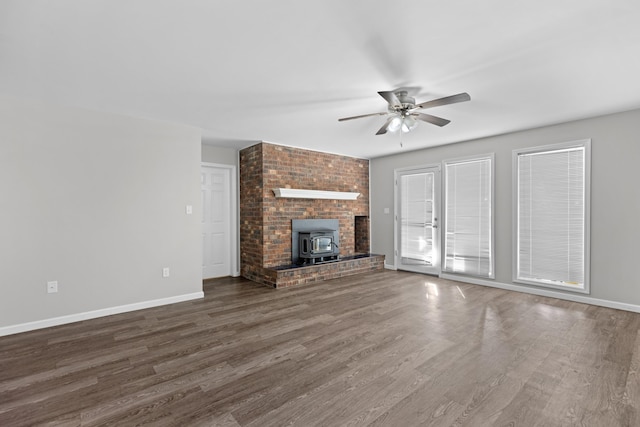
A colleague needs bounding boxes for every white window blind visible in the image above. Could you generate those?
[515,142,589,291]
[400,172,434,265]
[443,156,493,277]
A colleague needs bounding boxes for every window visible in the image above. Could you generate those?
[513,140,590,293]
[443,155,493,277]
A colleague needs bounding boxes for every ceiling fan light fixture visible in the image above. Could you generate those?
[401,115,418,133]
[388,116,403,132]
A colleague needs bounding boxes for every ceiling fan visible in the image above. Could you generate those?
[338,90,470,135]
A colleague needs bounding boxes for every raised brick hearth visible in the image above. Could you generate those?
[266,254,385,288]
[239,142,383,288]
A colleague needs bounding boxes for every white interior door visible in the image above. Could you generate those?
[202,165,232,278]
[395,166,441,275]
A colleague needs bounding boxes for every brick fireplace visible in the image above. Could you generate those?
[239,142,383,288]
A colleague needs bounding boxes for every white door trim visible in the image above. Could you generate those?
[394,163,441,275]
[201,162,240,277]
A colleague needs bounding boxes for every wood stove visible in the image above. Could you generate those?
[298,229,339,264]
[291,219,340,265]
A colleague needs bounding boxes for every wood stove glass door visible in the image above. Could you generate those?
[395,165,441,275]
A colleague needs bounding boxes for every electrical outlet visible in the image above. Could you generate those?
[47,281,58,293]
[162,267,170,278]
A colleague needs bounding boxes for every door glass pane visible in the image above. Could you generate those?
[400,172,435,266]
[443,157,493,277]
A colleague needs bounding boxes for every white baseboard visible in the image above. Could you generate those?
[5,274,637,337]
[0,292,204,337]
[384,262,396,270]
[439,273,640,313]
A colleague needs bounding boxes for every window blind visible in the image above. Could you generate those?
[443,157,493,277]
[516,146,586,288]
[400,172,434,265]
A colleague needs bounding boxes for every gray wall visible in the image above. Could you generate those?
[371,108,640,306]
[0,95,203,331]
[201,144,238,166]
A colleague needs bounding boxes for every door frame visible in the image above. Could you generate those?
[201,162,240,278]
[394,164,442,275]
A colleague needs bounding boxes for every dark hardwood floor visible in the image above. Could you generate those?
[1,270,639,426]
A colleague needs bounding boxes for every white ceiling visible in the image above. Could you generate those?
[3,1,640,159]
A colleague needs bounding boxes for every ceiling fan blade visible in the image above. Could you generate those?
[378,91,402,108]
[415,113,451,127]
[416,92,471,109]
[338,112,387,122]
[375,116,396,135]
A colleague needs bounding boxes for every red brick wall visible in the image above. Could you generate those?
[239,144,265,282]
[240,142,370,277]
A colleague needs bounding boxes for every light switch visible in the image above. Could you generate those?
[186,205,193,215]
[47,281,58,293]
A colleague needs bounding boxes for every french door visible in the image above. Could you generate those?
[395,165,441,275]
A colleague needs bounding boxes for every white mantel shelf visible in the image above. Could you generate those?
[272,188,360,200]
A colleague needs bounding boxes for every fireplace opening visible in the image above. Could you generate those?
[291,219,339,265]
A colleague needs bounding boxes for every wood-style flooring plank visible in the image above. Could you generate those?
[1,271,640,426]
